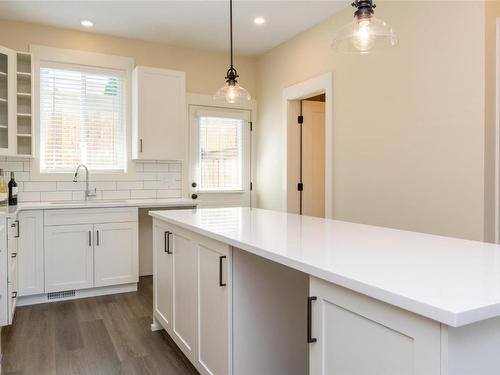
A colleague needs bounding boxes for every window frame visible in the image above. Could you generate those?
[30,45,137,181]
[189,106,251,194]
[39,61,127,173]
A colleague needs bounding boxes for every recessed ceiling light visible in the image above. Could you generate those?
[80,19,94,28]
[254,17,265,25]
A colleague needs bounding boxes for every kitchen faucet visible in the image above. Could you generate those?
[73,164,97,200]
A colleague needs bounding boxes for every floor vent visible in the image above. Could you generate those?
[47,290,76,300]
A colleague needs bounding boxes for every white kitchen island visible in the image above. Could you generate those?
[150,207,500,375]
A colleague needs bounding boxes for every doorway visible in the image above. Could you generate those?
[287,95,326,217]
[282,73,332,218]
[189,105,252,208]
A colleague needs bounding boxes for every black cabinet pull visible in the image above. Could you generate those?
[219,255,227,287]
[140,139,143,153]
[12,291,17,299]
[307,296,317,343]
[96,230,100,246]
[11,252,17,258]
[88,231,92,247]
[164,231,172,254]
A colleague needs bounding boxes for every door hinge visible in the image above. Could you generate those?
[298,115,304,125]
[249,121,253,131]
[297,182,303,192]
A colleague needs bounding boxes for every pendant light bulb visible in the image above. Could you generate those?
[332,0,398,54]
[352,18,376,52]
[214,0,251,104]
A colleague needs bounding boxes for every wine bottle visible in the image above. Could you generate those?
[8,172,17,206]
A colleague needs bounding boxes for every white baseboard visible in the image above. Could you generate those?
[17,283,138,306]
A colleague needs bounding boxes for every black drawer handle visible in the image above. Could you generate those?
[219,255,227,287]
[96,230,100,246]
[165,231,172,254]
[11,252,17,258]
[307,296,317,343]
[12,291,17,299]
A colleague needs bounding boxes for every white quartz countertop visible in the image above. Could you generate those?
[1,198,196,213]
[150,207,500,327]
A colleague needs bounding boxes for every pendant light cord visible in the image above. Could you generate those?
[230,0,233,69]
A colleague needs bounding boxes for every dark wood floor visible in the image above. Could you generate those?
[1,276,198,375]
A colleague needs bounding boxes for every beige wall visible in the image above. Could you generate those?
[256,1,486,241]
[0,19,257,96]
[484,1,500,242]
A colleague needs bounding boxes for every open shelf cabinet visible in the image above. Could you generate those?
[15,52,33,157]
[0,47,35,157]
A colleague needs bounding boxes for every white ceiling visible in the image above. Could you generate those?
[0,1,347,56]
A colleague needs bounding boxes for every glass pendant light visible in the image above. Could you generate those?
[332,0,398,54]
[214,0,251,104]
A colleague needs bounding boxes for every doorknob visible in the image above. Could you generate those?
[191,194,198,199]
[191,182,197,188]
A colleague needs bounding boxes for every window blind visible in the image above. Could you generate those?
[199,116,243,191]
[40,66,125,172]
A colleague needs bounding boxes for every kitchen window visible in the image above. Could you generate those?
[39,64,126,173]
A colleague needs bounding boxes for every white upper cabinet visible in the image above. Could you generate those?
[0,46,16,156]
[132,66,186,161]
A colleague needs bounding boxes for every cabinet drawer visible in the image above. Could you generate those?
[44,207,138,226]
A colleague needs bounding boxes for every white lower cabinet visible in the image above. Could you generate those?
[45,224,94,292]
[94,222,138,287]
[7,217,19,324]
[152,219,232,375]
[153,221,174,330]
[172,231,197,361]
[197,242,230,375]
[17,207,139,300]
[309,276,441,375]
[18,210,44,296]
[0,217,19,326]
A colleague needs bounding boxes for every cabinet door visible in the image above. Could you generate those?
[8,260,17,324]
[45,224,94,292]
[172,230,197,361]
[94,222,138,287]
[0,45,15,156]
[309,277,441,375]
[18,210,44,296]
[197,241,231,375]
[132,66,186,161]
[153,221,174,331]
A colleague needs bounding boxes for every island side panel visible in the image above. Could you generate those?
[232,248,309,375]
[446,317,500,374]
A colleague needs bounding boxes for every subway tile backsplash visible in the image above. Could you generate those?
[0,157,182,203]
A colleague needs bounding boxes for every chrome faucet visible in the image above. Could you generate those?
[73,164,97,200]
